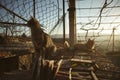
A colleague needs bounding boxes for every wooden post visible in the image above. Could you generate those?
[69,0,76,46]
[69,68,72,80]
[112,28,115,52]
[5,27,8,36]
[63,0,66,43]
[33,0,36,18]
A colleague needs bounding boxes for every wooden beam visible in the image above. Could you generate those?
[54,59,63,76]
[69,0,77,46]
[63,0,66,43]
[91,71,98,80]
[58,67,94,72]
[33,0,36,18]
[71,59,95,64]
[0,22,27,26]
[76,6,120,10]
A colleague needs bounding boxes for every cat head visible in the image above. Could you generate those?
[27,17,40,28]
[86,38,95,49]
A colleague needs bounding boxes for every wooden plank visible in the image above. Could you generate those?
[69,68,72,80]
[71,58,94,64]
[56,73,92,80]
[91,71,98,80]
[58,71,90,76]
[54,59,63,76]
[59,66,94,72]
[94,63,99,70]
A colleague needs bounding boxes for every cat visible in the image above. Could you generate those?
[27,17,57,59]
[27,17,57,80]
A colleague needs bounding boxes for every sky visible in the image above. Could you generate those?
[76,0,120,35]
[48,0,120,38]
[0,0,120,37]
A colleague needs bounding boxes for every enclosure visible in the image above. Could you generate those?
[0,0,120,80]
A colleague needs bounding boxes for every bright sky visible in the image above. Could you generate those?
[52,0,120,37]
[0,0,120,37]
[75,0,120,35]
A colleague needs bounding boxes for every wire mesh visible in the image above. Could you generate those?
[0,0,60,36]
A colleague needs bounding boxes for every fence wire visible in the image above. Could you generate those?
[0,0,60,36]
